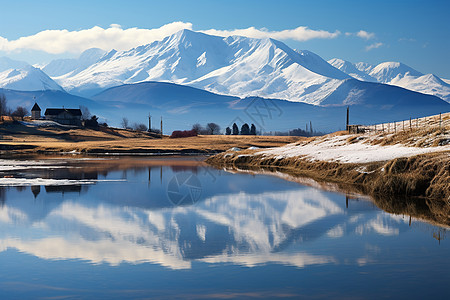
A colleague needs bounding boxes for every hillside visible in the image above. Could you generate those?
[92,81,450,132]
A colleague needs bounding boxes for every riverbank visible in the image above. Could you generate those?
[206,114,450,209]
[0,121,300,155]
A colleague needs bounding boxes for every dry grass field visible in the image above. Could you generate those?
[0,121,300,154]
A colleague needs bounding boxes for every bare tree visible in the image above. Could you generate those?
[121,117,129,129]
[133,123,148,131]
[12,106,29,120]
[192,123,203,134]
[206,122,221,135]
[0,94,7,121]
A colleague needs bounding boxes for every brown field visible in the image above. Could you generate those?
[0,121,300,154]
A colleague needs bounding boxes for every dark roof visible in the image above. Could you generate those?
[44,108,82,116]
[31,103,41,111]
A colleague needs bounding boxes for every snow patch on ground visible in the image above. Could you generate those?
[257,135,450,164]
[0,159,67,171]
[19,120,74,128]
[0,178,125,187]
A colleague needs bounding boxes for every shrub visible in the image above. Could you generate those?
[170,129,198,138]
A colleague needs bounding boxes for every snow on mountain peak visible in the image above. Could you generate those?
[43,48,107,77]
[0,65,64,92]
[368,61,423,83]
[31,29,448,104]
[330,58,449,102]
[48,29,352,102]
[328,58,375,82]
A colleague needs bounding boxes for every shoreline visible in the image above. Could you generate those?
[205,125,450,226]
[206,148,450,200]
[216,164,450,228]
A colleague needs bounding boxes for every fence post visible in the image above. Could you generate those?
[394,122,396,133]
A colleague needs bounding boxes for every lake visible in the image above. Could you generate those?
[0,156,448,299]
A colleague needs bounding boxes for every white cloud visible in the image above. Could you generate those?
[365,42,383,51]
[0,22,193,54]
[345,30,375,40]
[200,26,340,42]
[356,30,375,40]
[0,23,340,55]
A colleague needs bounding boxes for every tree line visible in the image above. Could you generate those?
[225,123,257,135]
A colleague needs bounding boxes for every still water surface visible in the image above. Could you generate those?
[0,157,448,299]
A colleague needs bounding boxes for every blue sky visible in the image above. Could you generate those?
[1,0,449,78]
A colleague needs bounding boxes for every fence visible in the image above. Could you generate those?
[354,112,450,134]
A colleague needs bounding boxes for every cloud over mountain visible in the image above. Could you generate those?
[0,22,193,54]
[201,26,340,41]
[0,23,341,55]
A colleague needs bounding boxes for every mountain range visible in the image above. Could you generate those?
[328,59,450,102]
[0,29,449,131]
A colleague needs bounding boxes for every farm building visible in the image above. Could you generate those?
[44,108,82,126]
[31,103,41,119]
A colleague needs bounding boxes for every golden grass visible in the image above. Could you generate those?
[0,122,300,154]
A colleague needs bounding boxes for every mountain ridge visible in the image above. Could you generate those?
[329,58,450,102]
[50,29,350,102]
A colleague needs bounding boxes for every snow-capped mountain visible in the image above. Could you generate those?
[52,29,350,102]
[327,58,375,82]
[43,48,106,77]
[368,62,423,83]
[0,65,64,92]
[329,59,450,102]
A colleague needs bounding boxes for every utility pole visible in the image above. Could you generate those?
[160,116,163,138]
[149,114,153,132]
[346,106,349,132]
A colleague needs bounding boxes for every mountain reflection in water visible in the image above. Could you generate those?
[0,157,445,272]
